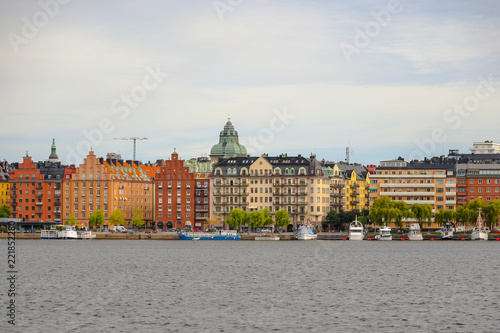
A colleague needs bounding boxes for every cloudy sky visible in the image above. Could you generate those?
[1,0,499,166]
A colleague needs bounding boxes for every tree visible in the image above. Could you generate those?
[226,208,249,232]
[109,209,125,227]
[410,203,432,229]
[66,214,77,226]
[249,209,272,230]
[369,197,411,230]
[88,210,105,230]
[274,209,290,231]
[434,209,456,226]
[0,204,12,218]
[456,206,476,229]
[132,208,145,230]
[483,199,500,230]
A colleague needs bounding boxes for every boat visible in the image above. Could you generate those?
[296,220,317,240]
[471,210,489,241]
[41,230,58,239]
[58,225,78,239]
[440,220,454,240]
[408,223,423,241]
[255,234,280,241]
[349,217,364,241]
[77,226,96,239]
[375,225,392,241]
[178,229,241,240]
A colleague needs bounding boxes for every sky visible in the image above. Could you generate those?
[1,0,499,166]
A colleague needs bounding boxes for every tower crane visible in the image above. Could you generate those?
[113,137,148,161]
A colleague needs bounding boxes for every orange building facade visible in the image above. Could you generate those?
[63,151,154,228]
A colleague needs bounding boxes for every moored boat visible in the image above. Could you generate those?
[58,225,78,239]
[77,226,96,239]
[375,225,392,241]
[295,220,317,240]
[408,223,423,241]
[349,217,364,241]
[441,221,454,240]
[471,209,488,241]
[255,235,280,241]
[178,229,241,240]
[41,230,58,239]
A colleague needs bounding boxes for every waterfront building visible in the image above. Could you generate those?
[154,150,196,230]
[0,161,10,208]
[63,151,154,228]
[209,118,247,164]
[184,156,212,230]
[336,162,370,212]
[9,147,66,222]
[369,157,457,229]
[324,163,345,213]
[456,163,500,206]
[211,154,330,231]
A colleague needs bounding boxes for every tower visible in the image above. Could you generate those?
[210,118,247,163]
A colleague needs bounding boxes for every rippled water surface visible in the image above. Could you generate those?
[4,239,500,332]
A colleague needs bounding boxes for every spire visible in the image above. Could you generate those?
[47,138,61,162]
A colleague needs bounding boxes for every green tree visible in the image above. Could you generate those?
[132,208,145,230]
[410,203,433,229]
[483,199,500,230]
[274,209,290,231]
[250,209,272,229]
[65,214,77,226]
[88,210,105,230]
[0,204,12,218]
[226,208,249,232]
[456,206,476,229]
[369,197,411,230]
[109,209,125,228]
[434,209,456,226]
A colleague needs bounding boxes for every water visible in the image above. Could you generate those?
[3,239,499,332]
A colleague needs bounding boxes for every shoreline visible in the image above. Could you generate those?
[1,232,498,241]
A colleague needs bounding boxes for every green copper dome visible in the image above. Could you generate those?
[210,119,247,158]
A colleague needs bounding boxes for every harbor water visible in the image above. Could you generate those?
[5,240,500,332]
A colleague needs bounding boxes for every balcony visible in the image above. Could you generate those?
[298,181,307,186]
[36,184,43,190]
[351,183,360,189]
[331,202,343,206]
[54,183,61,189]
[195,208,209,212]
[350,200,360,205]
[36,201,43,205]
[11,201,17,206]
[54,200,61,206]
[351,192,359,197]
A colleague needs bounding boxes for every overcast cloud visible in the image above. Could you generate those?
[1,0,499,165]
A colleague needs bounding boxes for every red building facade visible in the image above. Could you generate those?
[9,155,65,222]
[155,151,196,230]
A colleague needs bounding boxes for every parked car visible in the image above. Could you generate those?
[110,226,128,233]
[260,228,271,233]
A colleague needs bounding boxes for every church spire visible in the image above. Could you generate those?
[47,138,61,162]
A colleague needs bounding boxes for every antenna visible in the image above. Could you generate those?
[345,142,353,164]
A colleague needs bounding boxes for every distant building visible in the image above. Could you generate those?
[63,151,154,228]
[335,162,370,212]
[0,161,10,208]
[470,140,500,154]
[210,118,247,163]
[9,151,65,222]
[154,150,196,230]
[211,154,331,231]
[46,138,61,163]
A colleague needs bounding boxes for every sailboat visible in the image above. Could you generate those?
[471,209,489,241]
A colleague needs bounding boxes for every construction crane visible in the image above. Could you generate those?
[113,137,148,161]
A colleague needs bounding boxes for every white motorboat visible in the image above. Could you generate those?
[77,226,96,239]
[375,225,392,241]
[471,209,488,241]
[441,221,454,240]
[349,218,364,241]
[296,220,317,240]
[58,225,78,239]
[408,223,423,241]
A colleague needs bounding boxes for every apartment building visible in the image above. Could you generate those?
[63,151,154,228]
[211,154,331,231]
[0,161,10,208]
